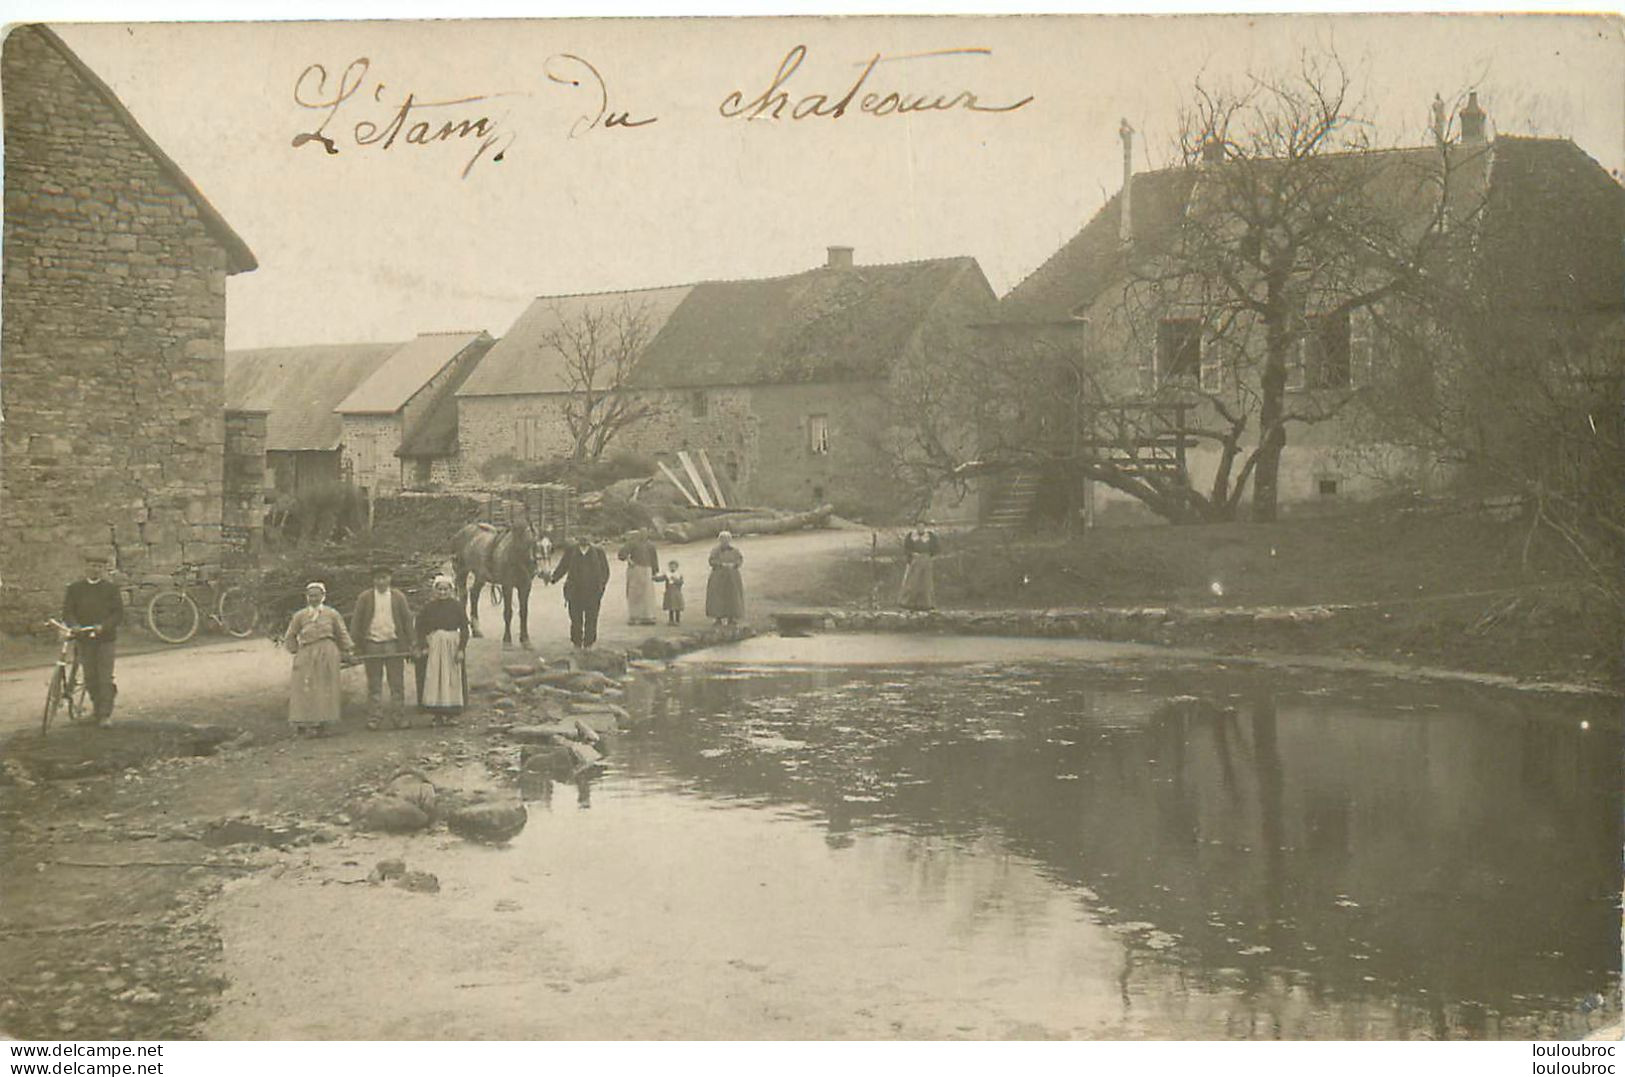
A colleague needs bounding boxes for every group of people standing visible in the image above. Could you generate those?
[282,566,468,737]
[279,529,751,736]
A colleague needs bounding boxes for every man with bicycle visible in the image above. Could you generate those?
[62,549,123,724]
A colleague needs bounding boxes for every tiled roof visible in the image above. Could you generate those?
[458,257,993,396]
[396,334,496,458]
[335,331,489,414]
[456,286,693,397]
[225,343,401,452]
[26,25,257,275]
[631,257,988,389]
[997,137,1623,325]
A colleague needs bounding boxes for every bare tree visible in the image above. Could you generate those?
[1135,52,1478,520]
[884,55,1487,526]
[535,298,660,462]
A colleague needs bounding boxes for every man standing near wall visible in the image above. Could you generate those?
[62,550,123,724]
[548,536,610,649]
[350,566,414,729]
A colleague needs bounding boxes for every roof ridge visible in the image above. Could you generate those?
[227,341,408,356]
[27,25,258,275]
[412,329,489,337]
[522,254,978,302]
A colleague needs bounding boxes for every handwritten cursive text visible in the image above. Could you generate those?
[719,45,1034,121]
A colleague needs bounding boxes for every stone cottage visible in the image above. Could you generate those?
[335,330,494,496]
[1,25,259,628]
[455,249,997,519]
[993,99,1624,520]
[225,342,400,497]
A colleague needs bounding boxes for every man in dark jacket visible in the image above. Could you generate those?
[62,550,123,723]
[548,536,611,649]
[349,566,415,728]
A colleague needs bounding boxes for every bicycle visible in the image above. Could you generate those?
[41,618,96,735]
[145,569,259,644]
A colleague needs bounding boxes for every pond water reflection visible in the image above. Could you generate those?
[571,651,1622,1039]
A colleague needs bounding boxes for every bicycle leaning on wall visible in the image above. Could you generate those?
[143,567,259,644]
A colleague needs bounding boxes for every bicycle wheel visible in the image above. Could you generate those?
[41,667,64,736]
[148,589,200,644]
[217,586,258,638]
[65,658,92,723]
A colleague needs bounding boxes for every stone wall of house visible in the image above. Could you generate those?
[457,383,907,516]
[340,414,403,496]
[222,410,266,564]
[1,28,233,629]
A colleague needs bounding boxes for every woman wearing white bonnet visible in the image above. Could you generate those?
[414,573,469,725]
[282,581,352,736]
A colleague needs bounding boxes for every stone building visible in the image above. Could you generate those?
[225,342,398,497]
[335,330,494,496]
[993,100,1624,520]
[1,25,259,629]
[455,250,996,519]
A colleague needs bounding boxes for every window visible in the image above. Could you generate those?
[691,391,709,418]
[1157,318,1202,386]
[1302,311,1352,389]
[1318,478,1339,496]
[808,414,830,455]
[413,458,433,486]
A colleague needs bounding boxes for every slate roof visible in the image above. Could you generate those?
[26,25,257,275]
[335,331,490,414]
[396,334,496,458]
[997,136,1623,325]
[456,286,694,397]
[225,343,401,452]
[458,257,993,396]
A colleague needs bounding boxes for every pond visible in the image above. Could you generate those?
[213,636,1623,1040]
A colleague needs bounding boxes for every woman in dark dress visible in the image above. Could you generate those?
[705,531,745,626]
[415,575,469,726]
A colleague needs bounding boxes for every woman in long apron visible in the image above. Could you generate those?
[416,575,469,726]
[284,582,353,736]
[618,530,661,625]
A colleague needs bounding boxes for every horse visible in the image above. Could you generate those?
[450,516,542,646]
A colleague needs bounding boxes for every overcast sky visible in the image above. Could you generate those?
[47,14,1625,350]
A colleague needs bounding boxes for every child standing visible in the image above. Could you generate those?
[659,560,685,625]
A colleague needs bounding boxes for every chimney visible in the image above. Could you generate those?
[1460,91,1487,143]
[826,245,854,269]
[1119,119,1134,243]
[1201,138,1225,165]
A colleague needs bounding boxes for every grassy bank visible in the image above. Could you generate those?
[813,501,1620,688]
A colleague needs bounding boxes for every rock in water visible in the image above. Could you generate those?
[384,772,437,816]
[446,800,528,844]
[359,796,430,833]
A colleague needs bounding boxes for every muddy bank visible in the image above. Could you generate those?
[769,608,1620,697]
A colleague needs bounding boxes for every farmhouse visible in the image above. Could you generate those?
[455,248,996,519]
[334,330,494,496]
[1,25,259,628]
[225,342,399,497]
[994,98,1624,518]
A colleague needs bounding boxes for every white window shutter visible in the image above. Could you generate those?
[1350,309,1373,387]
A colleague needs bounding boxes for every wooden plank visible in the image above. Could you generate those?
[657,460,701,507]
[677,450,716,508]
[695,449,727,508]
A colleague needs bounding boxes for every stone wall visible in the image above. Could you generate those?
[1,29,237,629]
[340,414,402,496]
[457,382,902,517]
[222,410,266,565]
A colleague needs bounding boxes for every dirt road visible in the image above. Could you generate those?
[0,528,873,736]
